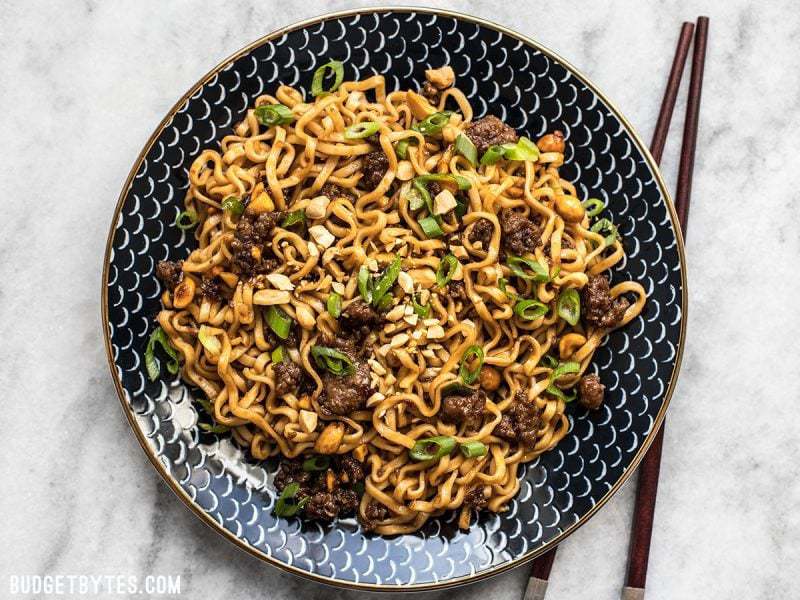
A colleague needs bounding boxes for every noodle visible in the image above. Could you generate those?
[152,65,646,534]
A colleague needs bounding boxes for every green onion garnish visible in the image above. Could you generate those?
[406,185,426,211]
[254,103,294,127]
[413,111,453,136]
[311,60,344,97]
[199,422,231,434]
[514,298,548,321]
[395,139,410,159]
[302,456,331,472]
[459,440,488,458]
[418,215,444,238]
[375,293,394,311]
[372,257,402,307]
[311,345,355,377]
[327,292,342,318]
[582,198,605,217]
[556,288,581,326]
[539,354,559,369]
[271,346,285,364]
[591,218,619,246]
[266,306,293,340]
[281,210,306,228]
[459,345,485,385]
[546,386,577,403]
[546,360,580,402]
[358,265,373,303]
[480,145,505,166]
[344,121,380,139]
[412,294,431,318]
[409,436,456,461]
[415,173,471,191]
[498,277,516,300]
[500,136,540,162]
[274,482,309,517]
[454,134,477,166]
[144,326,180,381]
[435,254,459,287]
[175,210,199,231]
[221,196,245,216]
[506,255,550,282]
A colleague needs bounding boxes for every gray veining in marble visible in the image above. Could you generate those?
[1,1,798,599]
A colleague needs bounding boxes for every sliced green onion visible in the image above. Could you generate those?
[274,482,309,517]
[409,436,456,461]
[460,440,488,458]
[418,215,444,238]
[552,361,580,381]
[358,266,373,303]
[413,111,453,136]
[556,288,581,326]
[412,179,434,213]
[507,255,549,282]
[281,210,306,228]
[500,136,540,162]
[591,218,619,246]
[311,345,355,377]
[395,139,410,159]
[539,354,559,369]
[375,293,394,311]
[405,184,426,211]
[459,345,485,385]
[196,397,215,416]
[311,60,344,97]
[435,254,459,287]
[198,325,221,354]
[412,294,431,318]
[221,196,245,216]
[514,298,548,321]
[327,292,342,318]
[175,210,199,230]
[302,456,330,472]
[144,326,179,381]
[480,144,505,166]
[254,103,294,127]
[372,257,402,306]
[454,195,468,218]
[498,277,516,300]
[546,385,577,403]
[271,346,285,364]
[199,422,231,434]
[454,134,477,166]
[416,173,471,191]
[266,306,293,340]
[344,121,380,139]
[582,198,606,217]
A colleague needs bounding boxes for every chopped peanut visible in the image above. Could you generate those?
[173,277,196,309]
[314,422,345,454]
[425,66,455,89]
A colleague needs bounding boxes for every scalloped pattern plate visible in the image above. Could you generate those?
[103,8,686,590]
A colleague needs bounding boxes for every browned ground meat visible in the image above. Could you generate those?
[156,260,183,288]
[493,391,542,449]
[339,299,384,345]
[359,501,389,532]
[200,278,222,301]
[467,217,494,248]
[578,374,605,410]
[361,151,389,191]
[582,275,630,328]
[266,323,299,349]
[320,361,372,415]
[420,81,441,104]
[500,208,540,255]
[229,211,282,277]
[273,361,302,396]
[321,182,355,201]
[304,491,339,521]
[446,280,467,302]
[441,389,486,430]
[464,115,519,155]
[335,455,366,484]
[465,487,487,510]
[274,459,312,493]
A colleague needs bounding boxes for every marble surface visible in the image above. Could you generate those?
[1,1,798,599]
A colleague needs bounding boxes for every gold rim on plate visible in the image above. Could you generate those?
[101,6,687,591]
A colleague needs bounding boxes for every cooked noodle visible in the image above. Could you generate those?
[153,66,646,534]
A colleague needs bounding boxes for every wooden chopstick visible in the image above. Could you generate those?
[523,20,699,600]
[622,16,708,600]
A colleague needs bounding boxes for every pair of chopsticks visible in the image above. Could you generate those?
[524,16,708,600]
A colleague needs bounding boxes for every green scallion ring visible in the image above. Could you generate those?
[372,257,402,307]
[274,482,308,517]
[500,136,540,162]
[302,456,331,472]
[551,360,581,381]
[514,298,548,321]
[175,210,199,231]
[266,306,293,340]
[590,218,619,246]
[327,292,342,318]
[435,254,459,287]
[358,265,373,303]
[412,294,431,318]
[281,210,306,228]
[254,103,294,127]
[344,121,380,139]
[459,440,488,458]
[413,111,453,136]
[480,145,505,166]
[310,345,355,377]
[556,288,581,326]
[395,139,410,159]
[506,255,550,282]
[409,436,456,461]
[454,134,477,166]
[144,326,180,381]
[418,215,444,238]
[459,345,485,385]
[221,196,245,216]
[271,346,285,364]
[311,60,344,97]
[582,198,606,217]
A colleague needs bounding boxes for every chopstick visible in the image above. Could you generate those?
[522,20,700,600]
[622,16,708,600]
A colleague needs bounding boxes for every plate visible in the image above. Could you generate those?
[102,7,686,591]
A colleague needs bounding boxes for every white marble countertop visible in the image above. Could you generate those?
[1,1,798,599]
